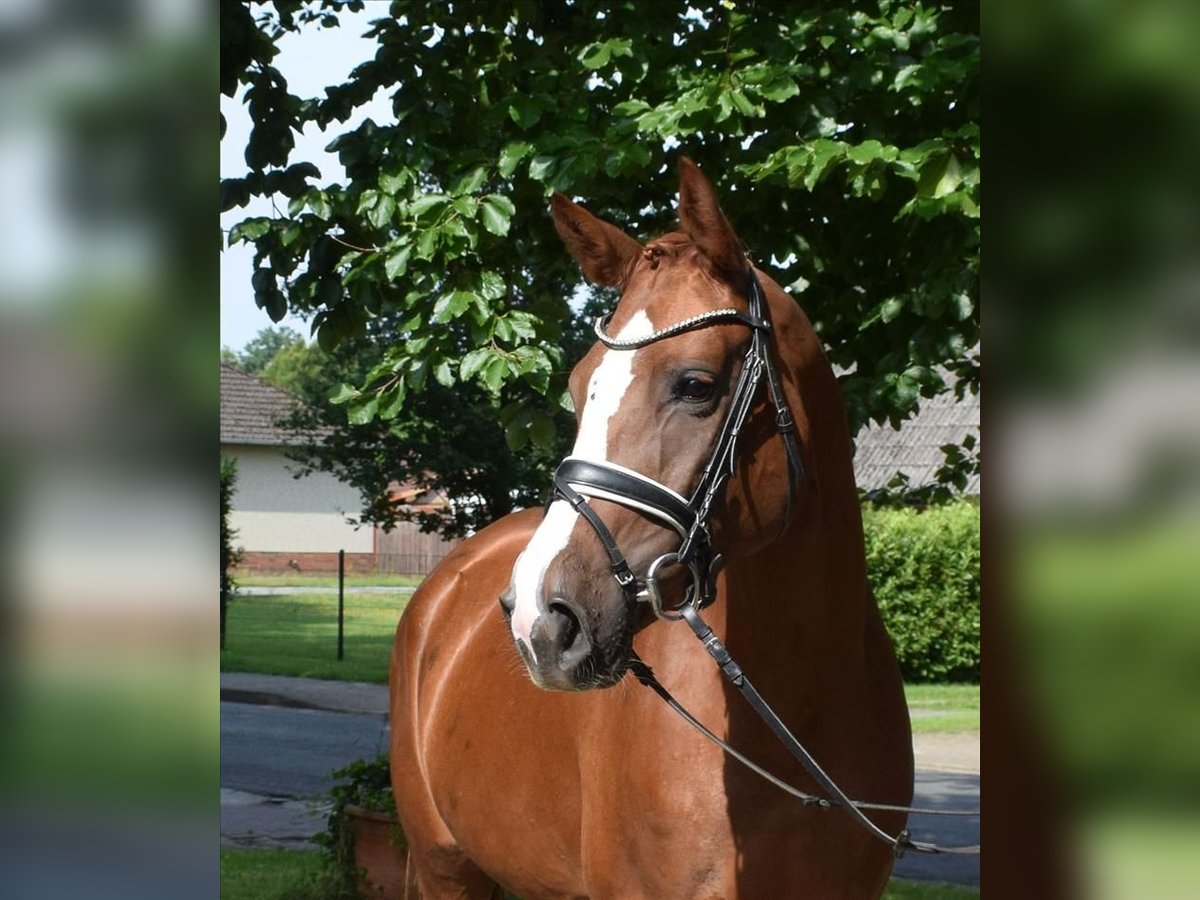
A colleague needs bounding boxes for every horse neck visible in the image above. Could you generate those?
[720,300,871,690]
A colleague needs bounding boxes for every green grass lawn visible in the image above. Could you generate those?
[220,849,327,900]
[221,591,408,683]
[905,683,980,734]
[218,849,976,898]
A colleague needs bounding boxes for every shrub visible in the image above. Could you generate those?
[220,457,243,649]
[316,754,399,899]
[863,501,980,683]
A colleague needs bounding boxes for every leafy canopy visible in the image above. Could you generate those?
[221,0,980,518]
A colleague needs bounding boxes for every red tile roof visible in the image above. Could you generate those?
[220,363,313,446]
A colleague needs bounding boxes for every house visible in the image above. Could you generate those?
[220,363,462,575]
[220,363,378,574]
[852,385,980,497]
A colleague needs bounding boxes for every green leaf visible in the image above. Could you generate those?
[432,290,474,323]
[231,217,271,242]
[507,95,543,128]
[385,244,412,280]
[612,99,651,117]
[220,178,250,212]
[356,189,379,216]
[433,358,454,387]
[579,42,611,69]
[307,192,332,220]
[460,348,492,381]
[846,140,885,165]
[368,194,396,230]
[379,171,408,194]
[756,72,799,103]
[347,394,380,425]
[378,380,407,419]
[484,194,515,217]
[450,165,488,196]
[409,194,449,218]
[804,140,845,191]
[281,223,302,247]
[728,88,762,118]
[316,320,338,353]
[481,356,508,394]
[880,297,904,323]
[507,311,538,341]
[251,268,274,294]
[479,270,506,300]
[528,156,555,182]
[480,194,515,236]
[415,228,439,260]
[918,152,963,199]
[498,141,531,178]
[893,64,922,92]
[329,383,359,405]
[492,317,513,343]
[264,289,287,323]
[934,153,963,198]
[953,292,973,321]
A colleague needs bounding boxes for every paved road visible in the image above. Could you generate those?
[220,699,977,885]
[220,701,390,798]
[892,770,980,886]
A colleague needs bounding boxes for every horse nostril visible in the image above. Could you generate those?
[546,599,592,670]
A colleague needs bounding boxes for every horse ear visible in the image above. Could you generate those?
[550,193,642,288]
[677,157,745,282]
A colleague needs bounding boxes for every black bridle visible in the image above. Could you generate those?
[551,266,805,620]
[547,263,979,859]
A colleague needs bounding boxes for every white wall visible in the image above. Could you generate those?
[223,444,373,553]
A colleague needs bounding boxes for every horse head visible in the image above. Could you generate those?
[501,158,810,691]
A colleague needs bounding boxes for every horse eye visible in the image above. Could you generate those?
[675,375,715,403]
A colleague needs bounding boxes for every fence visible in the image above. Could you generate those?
[374,522,460,575]
[222,528,463,681]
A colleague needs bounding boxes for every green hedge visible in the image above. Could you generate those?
[221,457,242,651]
[863,501,980,683]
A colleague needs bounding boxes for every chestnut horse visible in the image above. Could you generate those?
[390,158,913,898]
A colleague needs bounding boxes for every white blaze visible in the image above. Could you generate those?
[508,311,654,658]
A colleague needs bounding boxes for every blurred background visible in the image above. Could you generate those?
[0,0,1197,896]
[0,0,213,897]
[989,1,1200,897]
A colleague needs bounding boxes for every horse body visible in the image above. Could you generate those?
[390,160,912,898]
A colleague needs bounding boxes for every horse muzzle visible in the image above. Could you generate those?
[499,588,630,691]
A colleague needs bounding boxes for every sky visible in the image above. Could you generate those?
[220,5,392,352]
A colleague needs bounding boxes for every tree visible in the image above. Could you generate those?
[221,325,305,374]
[221,0,980,516]
[263,314,578,538]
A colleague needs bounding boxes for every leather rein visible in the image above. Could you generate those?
[548,265,980,859]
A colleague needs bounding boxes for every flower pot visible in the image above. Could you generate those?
[345,804,408,897]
